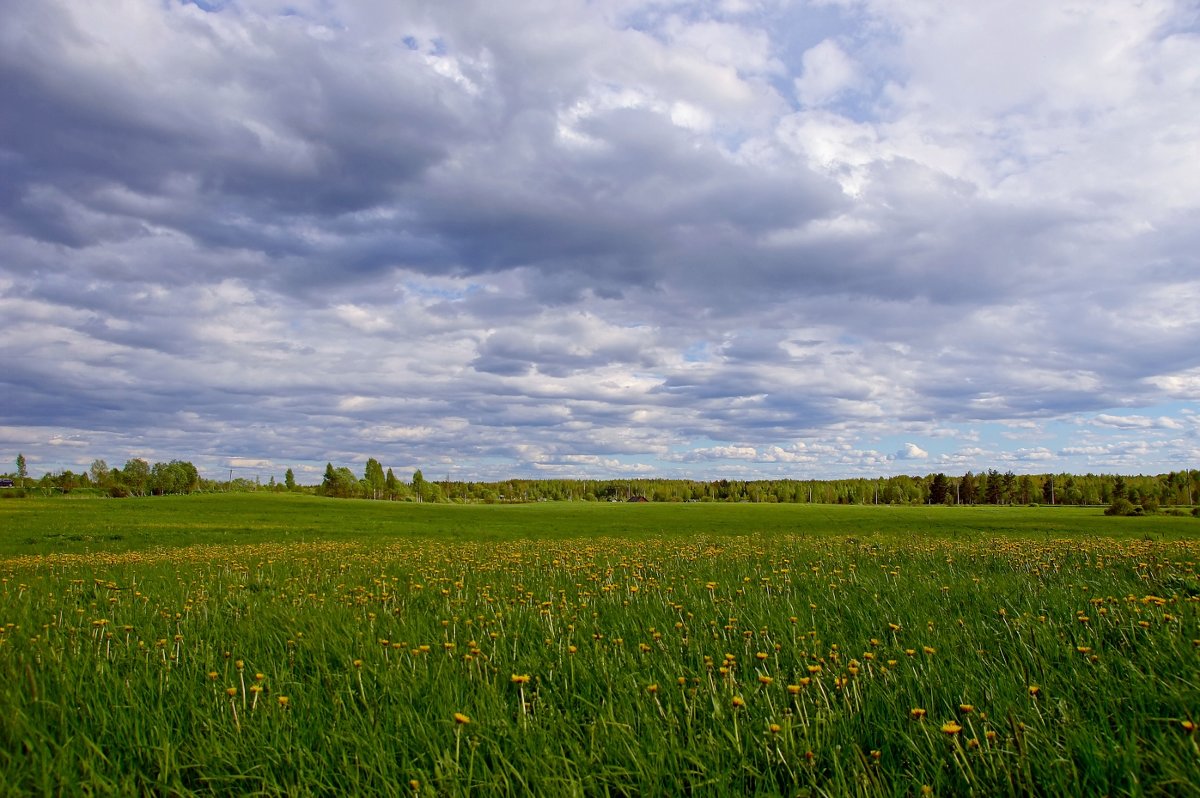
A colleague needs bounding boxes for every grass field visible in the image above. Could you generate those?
[1,495,1197,796]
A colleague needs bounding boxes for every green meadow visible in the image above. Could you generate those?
[1,495,1197,796]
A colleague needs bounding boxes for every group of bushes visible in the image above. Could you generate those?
[1104,496,1200,517]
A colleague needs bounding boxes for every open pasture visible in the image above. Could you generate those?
[1,496,1198,796]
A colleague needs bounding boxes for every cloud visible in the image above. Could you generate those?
[794,39,859,106]
[1,0,1197,481]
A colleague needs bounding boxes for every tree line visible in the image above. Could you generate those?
[1,457,202,497]
[4,453,1197,510]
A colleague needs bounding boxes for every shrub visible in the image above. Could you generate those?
[1104,498,1137,517]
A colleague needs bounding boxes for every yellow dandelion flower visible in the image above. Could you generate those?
[1182,720,1196,733]
[511,674,531,684]
[731,695,746,708]
[277,695,290,707]
[787,684,801,695]
[941,721,963,735]
[409,779,420,791]
[1028,685,1040,697]
[453,712,470,724]
[225,687,238,698]
[768,723,782,734]
[910,708,927,720]
[646,684,658,694]
[758,675,773,686]
[958,704,974,713]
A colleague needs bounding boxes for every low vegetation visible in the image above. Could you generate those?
[0,496,1197,795]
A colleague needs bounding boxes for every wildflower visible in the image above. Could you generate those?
[787,684,801,695]
[511,673,531,685]
[941,721,963,735]
[353,659,363,669]
[453,712,470,724]
[1182,720,1197,733]
[409,779,420,791]
[910,708,927,720]
[647,684,659,694]
[732,696,746,708]
[226,687,238,698]
[758,675,773,686]
[958,704,974,713]
[277,696,290,707]
[1028,685,1041,698]
[769,723,782,734]
[207,671,218,681]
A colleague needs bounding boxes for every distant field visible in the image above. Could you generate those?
[1,492,1197,556]
[1,495,1197,796]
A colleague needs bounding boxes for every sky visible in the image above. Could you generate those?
[1,0,1199,484]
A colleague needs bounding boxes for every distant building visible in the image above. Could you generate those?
[627,495,649,503]
[0,478,14,488]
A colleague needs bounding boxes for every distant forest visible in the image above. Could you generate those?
[4,454,1197,510]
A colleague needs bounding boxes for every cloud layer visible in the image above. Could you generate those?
[2,0,1198,481]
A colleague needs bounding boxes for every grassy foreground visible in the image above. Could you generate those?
[0,495,1197,796]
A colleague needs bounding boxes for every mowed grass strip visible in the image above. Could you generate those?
[0,496,1197,796]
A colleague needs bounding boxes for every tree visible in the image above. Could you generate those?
[929,473,950,505]
[385,468,399,500]
[90,459,110,487]
[413,469,425,503]
[1113,475,1128,501]
[16,453,27,487]
[284,468,296,491]
[364,458,386,500]
[122,459,151,496]
[959,472,977,504]
[984,469,1003,505]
